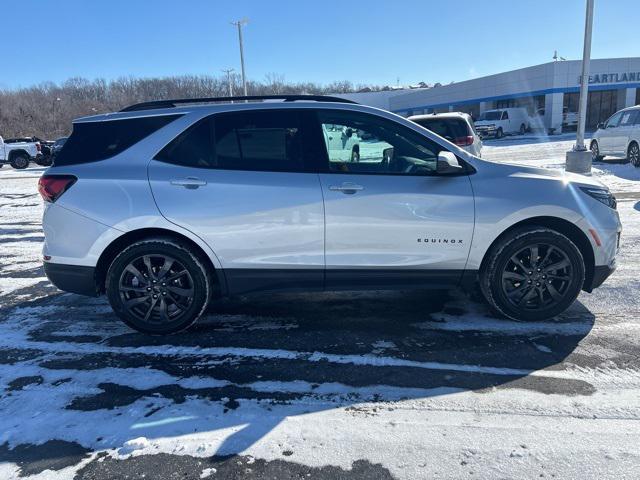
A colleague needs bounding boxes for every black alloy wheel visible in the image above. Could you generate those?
[481,228,585,321]
[628,142,640,167]
[501,244,572,310]
[591,141,603,162]
[118,254,195,324]
[106,239,211,334]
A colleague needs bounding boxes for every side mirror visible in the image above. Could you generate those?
[436,151,463,174]
[344,128,353,138]
[597,122,604,130]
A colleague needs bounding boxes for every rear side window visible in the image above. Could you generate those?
[413,118,470,141]
[54,114,181,166]
[620,110,639,126]
[155,110,306,172]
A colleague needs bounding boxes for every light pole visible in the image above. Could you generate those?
[52,97,61,138]
[566,0,595,174]
[222,68,235,97]
[231,19,248,97]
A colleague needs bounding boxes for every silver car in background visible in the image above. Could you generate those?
[40,95,621,334]
[409,112,483,157]
[590,105,640,167]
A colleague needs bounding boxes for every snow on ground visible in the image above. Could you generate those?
[0,144,639,479]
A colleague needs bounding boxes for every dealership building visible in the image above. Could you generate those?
[341,57,640,132]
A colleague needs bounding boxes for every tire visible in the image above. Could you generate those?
[519,124,526,135]
[628,142,640,168]
[351,147,360,163]
[495,128,503,139]
[10,154,29,169]
[480,227,585,321]
[106,238,212,334]
[590,140,603,162]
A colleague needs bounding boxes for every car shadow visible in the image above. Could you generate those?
[1,289,597,473]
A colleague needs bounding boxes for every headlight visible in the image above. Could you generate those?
[579,187,617,210]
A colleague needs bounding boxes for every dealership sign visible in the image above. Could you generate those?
[577,72,640,84]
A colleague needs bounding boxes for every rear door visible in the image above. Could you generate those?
[313,109,475,289]
[148,109,325,294]
[616,110,638,153]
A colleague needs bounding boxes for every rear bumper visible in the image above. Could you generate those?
[44,262,99,297]
[584,261,616,293]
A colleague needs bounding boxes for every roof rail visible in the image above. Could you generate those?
[120,95,358,112]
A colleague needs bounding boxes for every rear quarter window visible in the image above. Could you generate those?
[54,114,182,166]
[413,118,470,140]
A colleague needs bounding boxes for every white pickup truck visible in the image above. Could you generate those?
[0,136,40,169]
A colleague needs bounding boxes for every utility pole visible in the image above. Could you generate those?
[52,97,61,138]
[231,19,248,97]
[222,68,235,97]
[566,0,595,174]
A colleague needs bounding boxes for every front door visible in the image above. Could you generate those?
[314,109,475,289]
[148,109,325,294]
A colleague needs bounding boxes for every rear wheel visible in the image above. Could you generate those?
[628,142,640,167]
[480,228,585,321]
[590,140,603,161]
[10,154,29,169]
[106,239,211,334]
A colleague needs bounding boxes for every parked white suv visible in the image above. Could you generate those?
[590,106,640,167]
[408,112,482,157]
[0,135,40,169]
[40,95,621,334]
[475,108,531,138]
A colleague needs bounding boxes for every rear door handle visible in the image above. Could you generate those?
[170,177,207,189]
[329,183,364,194]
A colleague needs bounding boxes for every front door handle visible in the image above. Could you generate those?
[170,177,207,189]
[329,182,364,194]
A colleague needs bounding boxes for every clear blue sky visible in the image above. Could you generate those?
[3,0,638,90]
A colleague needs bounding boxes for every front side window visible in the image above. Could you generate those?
[155,110,305,172]
[502,111,509,120]
[317,110,447,176]
[606,112,623,128]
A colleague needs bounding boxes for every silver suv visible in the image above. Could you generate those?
[40,95,621,334]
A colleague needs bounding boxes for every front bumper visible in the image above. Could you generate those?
[584,261,616,292]
[44,262,99,297]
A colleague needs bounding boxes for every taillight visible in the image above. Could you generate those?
[454,136,474,147]
[38,175,77,203]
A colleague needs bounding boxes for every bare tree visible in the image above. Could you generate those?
[0,74,387,139]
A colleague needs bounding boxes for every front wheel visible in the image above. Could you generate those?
[10,154,29,169]
[480,228,585,321]
[628,142,640,167]
[106,239,212,334]
[590,140,603,162]
[519,124,526,135]
[495,128,503,139]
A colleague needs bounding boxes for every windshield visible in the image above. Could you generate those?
[478,111,503,121]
